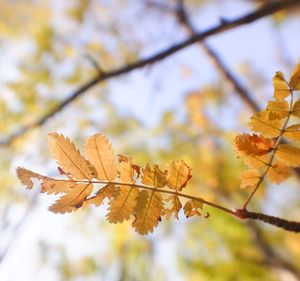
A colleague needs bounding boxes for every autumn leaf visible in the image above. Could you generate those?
[266,100,289,119]
[249,110,282,138]
[267,162,292,184]
[48,133,94,180]
[41,179,78,194]
[284,124,300,141]
[82,184,117,207]
[289,61,300,90]
[132,190,164,235]
[292,100,300,118]
[141,164,166,188]
[240,169,261,189]
[272,71,290,100]
[49,183,93,213]
[234,134,274,156]
[276,144,300,167]
[183,199,204,218]
[16,167,45,189]
[85,133,117,180]
[164,195,182,220]
[166,160,192,191]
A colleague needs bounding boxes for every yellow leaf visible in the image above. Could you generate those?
[132,190,164,235]
[266,100,289,119]
[41,179,78,194]
[289,61,300,90]
[48,133,94,180]
[267,162,292,184]
[273,71,290,100]
[166,160,192,191]
[49,183,93,213]
[141,164,166,188]
[234,134,274,156]
[240,169,261,189]
[276,144,300,167]
[292,100,300,118]
[85,133,117,180]
[82,184,117,207]
[249,110,282,138]
[164,195,182,220]
[183,200,204,218]
[16,167,44,189]
[106,186,139,223]
[242,154,270,169]
[284,124,300,141]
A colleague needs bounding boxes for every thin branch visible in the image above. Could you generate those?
[1,0,299,146]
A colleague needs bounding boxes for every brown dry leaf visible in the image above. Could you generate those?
[240,169,261,189]
[107,159,139,223]
[85,133,117,180]
[166,160,192,191]
[267,162,292,184]
[132,190,164,235]
[292,100,300,118]
[49,183,93,213]
[242,154,270,169]
[284,124,300,141]
[266,100,289,119]
[273,71,290,100]
[289,61,300,90]
[249,110,282,138]
[183,199,203,218]
[141,164,166,188]
[82,184,117,207]
[48,133,94,180]
[41,179,78,194]
[16,167,45,189]
[164,195,182,220]
[234,134,274,156]
[276,144,300,167]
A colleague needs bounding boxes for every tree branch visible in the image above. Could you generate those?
[236,209,300,233]
[174,0,260,111]
[1,0,299,146]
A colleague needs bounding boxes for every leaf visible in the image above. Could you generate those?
[240,169,261,189]
[106,186,139,223]
[289,61,300,90]
[141,164,166,188]
[16,167,44,189]
[49,183,93,213]
[292,100,300,118]
[242,154,270,169]
[234,134,274,156]
[267,162,292,184]
[266,100,289,119]
[48,133,94,180]
[284,124,300,141]
[166,160,192,191]
[107,160,139,223]
[85,133,117,180]
[132,190,164,235]
[249,110,282,138]
[82,184,117,207]
[164,195,182,220]
[41,179,78,194]
[276,144,300,167]
[273,71,290,100]
[183,199,204,218]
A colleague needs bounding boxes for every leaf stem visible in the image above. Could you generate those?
[242,85,294,210]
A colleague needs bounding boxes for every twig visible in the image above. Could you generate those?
[1,0,298,146]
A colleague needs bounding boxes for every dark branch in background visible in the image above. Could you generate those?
[1,0,299,146]
[174,0,260,111]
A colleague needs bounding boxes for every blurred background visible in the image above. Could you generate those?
[0,0,300,280]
